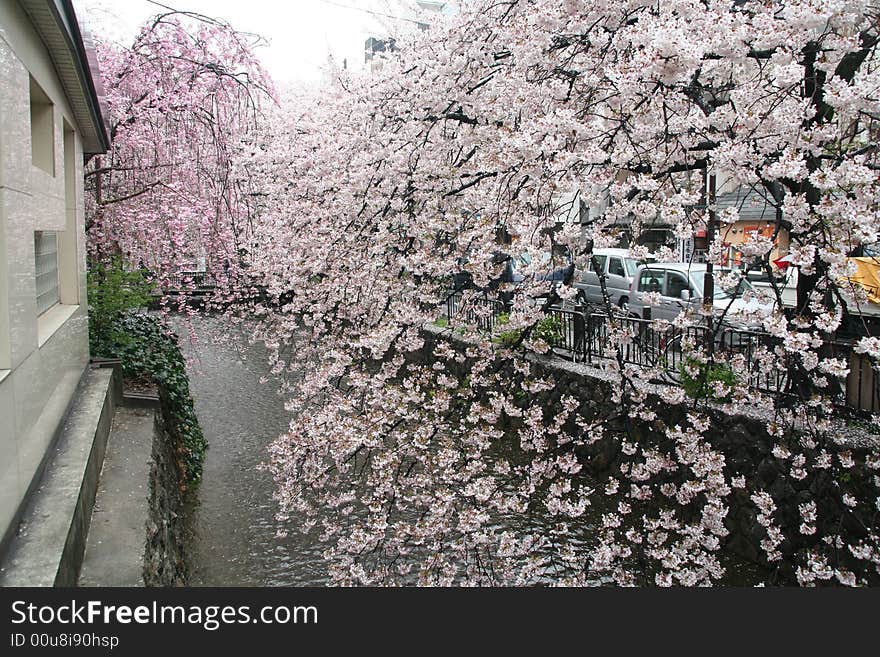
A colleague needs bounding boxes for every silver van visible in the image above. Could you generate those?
[573,248,649,311]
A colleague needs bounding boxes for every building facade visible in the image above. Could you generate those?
[364,1,453,72]
[0,0,107,547]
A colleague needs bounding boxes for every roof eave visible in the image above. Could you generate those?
[19,0,110,154]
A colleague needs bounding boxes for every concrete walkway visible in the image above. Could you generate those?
[78,406,154,587]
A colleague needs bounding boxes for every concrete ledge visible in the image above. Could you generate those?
[0,367,116,586]
[91,357,159,410]
[37,304,79,348]
[120,392,160,410]
[90,358,123,406]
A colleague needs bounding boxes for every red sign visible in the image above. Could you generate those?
[773,256,792,269]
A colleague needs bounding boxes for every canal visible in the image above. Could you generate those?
[178,316,603,585]
[179,317,328,585]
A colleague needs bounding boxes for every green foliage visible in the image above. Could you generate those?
[496,314,563,348]
[87,257,155,355]
[680,356,737,403]
[110,314,207,484]
[533,315,564,345]
[493,312,521,345]
[88,258,205,485]
[498,328,522,346]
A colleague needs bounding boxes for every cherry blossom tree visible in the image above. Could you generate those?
[236,0,880,586]
[86,1,880,585]
[85,9,274,289]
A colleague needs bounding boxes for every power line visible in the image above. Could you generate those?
[316,0,430,26]
[144,0,181,13]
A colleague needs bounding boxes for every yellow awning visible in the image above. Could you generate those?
[848,257,880,305]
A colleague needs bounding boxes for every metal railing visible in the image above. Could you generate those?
[445,291,507,334]
[164,271,217,291]
[845,348,880,413]
[443,291,880,414]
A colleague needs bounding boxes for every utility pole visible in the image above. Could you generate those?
[702,167,716,304]
[702,167,718,357]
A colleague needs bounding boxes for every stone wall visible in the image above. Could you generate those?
[420,326,879,584]
[142,388,189,586]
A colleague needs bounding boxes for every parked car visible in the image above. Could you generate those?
[527,249,574,302]
[573,248,652,311]
[535,250,574,283]
[450,251,546,309]
[450,247,574,307]
[746,267,797,308]
[628,263,775,323]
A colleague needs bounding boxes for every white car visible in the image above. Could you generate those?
[628,263,775,324]
[747,267,798,308]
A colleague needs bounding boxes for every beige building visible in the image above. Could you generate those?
[0,0,108,549]
[711,180,790,268]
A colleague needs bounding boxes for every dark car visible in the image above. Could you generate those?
[450,248,572,306]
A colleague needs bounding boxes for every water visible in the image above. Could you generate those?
[180,317,329,585]
[178,316,605,586]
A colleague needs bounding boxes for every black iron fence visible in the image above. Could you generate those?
[164,271,217,291]
[845,348,880,414]
[443,291,880,415]
[445,291,507,334]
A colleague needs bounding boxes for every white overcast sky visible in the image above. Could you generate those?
[73,0,454,84]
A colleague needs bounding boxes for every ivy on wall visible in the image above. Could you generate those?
[88,259,207,484]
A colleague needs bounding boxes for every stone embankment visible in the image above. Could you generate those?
[421,324,879,582]
[142,387,190,586]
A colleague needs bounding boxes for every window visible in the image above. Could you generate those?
[34,231,59,315]
[29,76,54,175]
[638,269,663,293]
[589,254,607,274]
[666,272,690,299]
[608,257,626,277]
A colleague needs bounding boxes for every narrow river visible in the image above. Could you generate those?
[179,317,329,585]
[177,316,602,585]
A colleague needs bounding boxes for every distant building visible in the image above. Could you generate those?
[712,185,789,268]
[0,0,109,547]
[364,36,396,71]
[415,0,447,11]
[557,172,790,268]
[364,0,451,72]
